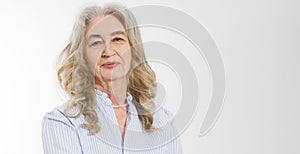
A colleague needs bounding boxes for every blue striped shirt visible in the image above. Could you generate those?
[42,89,183,154]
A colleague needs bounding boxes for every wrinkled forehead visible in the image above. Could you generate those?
[85,15,126,38]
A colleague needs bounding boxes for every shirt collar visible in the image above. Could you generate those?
[94,88,133,106]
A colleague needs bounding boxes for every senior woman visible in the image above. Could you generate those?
[42,3,183,154]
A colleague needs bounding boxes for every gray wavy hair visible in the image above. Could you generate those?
[57,3,157,134]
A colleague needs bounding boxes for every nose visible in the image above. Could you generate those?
[101,42,116,58]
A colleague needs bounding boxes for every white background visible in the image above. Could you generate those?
[0,0,299,153]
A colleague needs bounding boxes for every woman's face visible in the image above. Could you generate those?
[85,15,132,83]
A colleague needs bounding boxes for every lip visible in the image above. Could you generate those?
[101,61,120,69]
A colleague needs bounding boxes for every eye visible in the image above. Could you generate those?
[112,37,125,42]
[90,40,103,47]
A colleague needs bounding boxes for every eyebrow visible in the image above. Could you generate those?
[87,30,126,40]
[87,34,102,41]
[110,30,126,36]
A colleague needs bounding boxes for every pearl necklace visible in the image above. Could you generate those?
[112,102,129,108]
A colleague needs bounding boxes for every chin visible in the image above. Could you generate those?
[101,74,126,82]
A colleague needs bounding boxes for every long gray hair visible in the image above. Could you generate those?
[57,3,157,134]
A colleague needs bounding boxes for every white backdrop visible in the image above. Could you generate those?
[0,0,299,153]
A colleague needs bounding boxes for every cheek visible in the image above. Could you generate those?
[120,47,132,65]
[85,48,102,73]
[124,50,132,72]
[119,43,131,57]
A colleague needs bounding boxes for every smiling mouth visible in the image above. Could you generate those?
[101,61,120,69]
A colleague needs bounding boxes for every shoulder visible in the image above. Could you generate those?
[43,104,67,120]
[42,103,76,128]
[42,104,85,153]
[152,107,175,128]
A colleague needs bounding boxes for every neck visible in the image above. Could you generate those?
[95,77,128,106]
